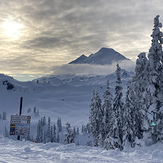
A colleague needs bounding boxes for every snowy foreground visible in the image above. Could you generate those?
[0,137,163,163]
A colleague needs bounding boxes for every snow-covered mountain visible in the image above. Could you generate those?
[0,69,162,163]
[0,69,133,123]
[34,69,133,87]
[69,47,129,65]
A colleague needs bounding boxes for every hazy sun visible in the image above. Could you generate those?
[2,21,23,39]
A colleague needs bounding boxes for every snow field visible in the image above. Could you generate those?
[0,137,162,163]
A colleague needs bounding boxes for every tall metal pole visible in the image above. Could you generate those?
[17,97,23,140]
[19,97,23,115]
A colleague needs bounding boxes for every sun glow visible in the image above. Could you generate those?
[2,21,23,39]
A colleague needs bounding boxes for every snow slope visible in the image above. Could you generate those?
[0,70,133,124]
[0,137,162,163]
[0,70,133,140]
[0,71,163,162]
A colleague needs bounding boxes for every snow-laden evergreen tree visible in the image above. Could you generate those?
[77,127,80,135]
[73,127,77,137]
[103,80,113,138]
[148,15,163,142]
[148,15,163,72]
[47,117,51,142]
[56,130,60,143]
[57,118,62,132]
[112,64,124,150]
[125,15,163,145]
[127,78,148,143]
[42,116,46,126]
[89,89,103,146]
[43,131,47,144]
[135,52,149,81]
[50,126,53,142]
[104,111,117,150]
[152,100,163,142]
[104,65,124,150]
[82,125,87,133]
[63,122,74,144]
[50,124,57,143]
[86,124,91,134]
[113,64,123,116]
[148,15,163,110]
[102,80,117,150]
[52,124,57,142]
[36,120,43,143]
[123,83,136,148]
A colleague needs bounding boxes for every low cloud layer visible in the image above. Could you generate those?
[52,60,135,76]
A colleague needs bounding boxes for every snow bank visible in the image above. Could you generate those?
[0,137,162,163]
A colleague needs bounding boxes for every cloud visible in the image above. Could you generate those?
[0,0,162,80]
[52,60,135,76]
[23,36,60,49]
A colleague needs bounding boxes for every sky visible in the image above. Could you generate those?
[0,0,163,81]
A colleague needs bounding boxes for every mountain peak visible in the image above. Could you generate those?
[69,47,129,65]
[69,54,87,64]
[99,47,114,51]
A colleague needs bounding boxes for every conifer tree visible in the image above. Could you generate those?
[127,80,145,140]
[77,127,80,135]
[103,80,117,149]
[36,120,43,143]
[43,131,47,144]
[86,124,91,134]
[103,80,113,138]
[89,89,103,146]
[148,15,163,72]
[151,101,163,142]
[147,15,163,143]
[57,118,62,132]
[50,126,53,142]
[128,52,152,141]
[47,117,51,142]
[64,122,74,144]
[112,64,124,150]
[56,131,60,143]
[73,127,77,137]
[42,116,46,126]
[53,124,57,142]
[123,84,135,148]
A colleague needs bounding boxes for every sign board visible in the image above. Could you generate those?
[10,115,31,136]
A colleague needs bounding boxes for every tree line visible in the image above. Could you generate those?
[89,15,163,150]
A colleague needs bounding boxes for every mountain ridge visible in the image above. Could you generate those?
[69,47,130,65]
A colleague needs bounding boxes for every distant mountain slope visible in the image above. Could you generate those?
[34,69,134,87]
[0,69,134,92]
[69,47,129,65]
[0,69,134,131]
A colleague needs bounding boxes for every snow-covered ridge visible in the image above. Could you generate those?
[33,69,134,86]
[0,69,133,125]
[69,47,130,65]
[0,69,134,90]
